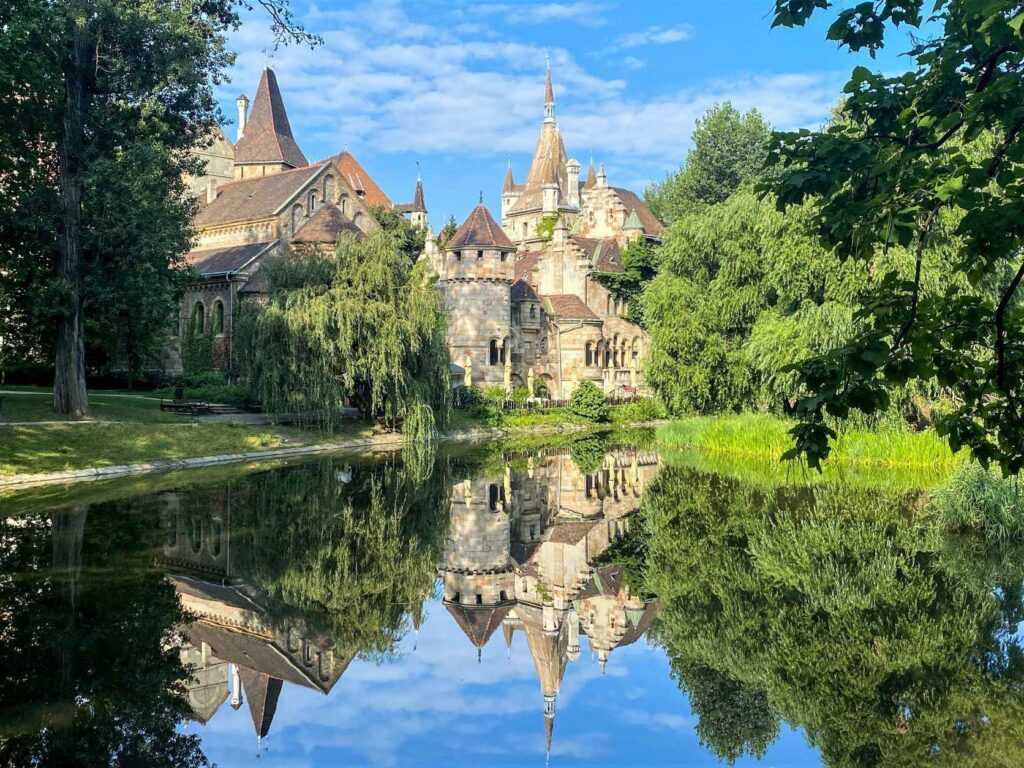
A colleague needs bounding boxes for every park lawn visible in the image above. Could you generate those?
[0,388,177,424]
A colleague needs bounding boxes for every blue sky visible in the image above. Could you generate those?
[186,593,823,767]
[217,0,913,229]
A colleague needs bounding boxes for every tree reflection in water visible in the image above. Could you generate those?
[638,467,1024,767]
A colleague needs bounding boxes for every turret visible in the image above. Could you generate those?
[596,162,608,188]
[565,158,581,207]
[623,208,644,242]
[235,94,249,142]
[501,162,518,224]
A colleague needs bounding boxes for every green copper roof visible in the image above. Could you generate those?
[623,208,643,230]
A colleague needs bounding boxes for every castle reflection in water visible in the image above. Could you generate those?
[159,446,661,753]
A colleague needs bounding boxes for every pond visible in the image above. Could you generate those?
[1,432,1022,767]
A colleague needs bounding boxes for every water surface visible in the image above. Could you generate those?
[1,435,1022,767]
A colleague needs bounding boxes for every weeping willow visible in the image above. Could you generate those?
[235,229,451,438]
[226,453,451,657]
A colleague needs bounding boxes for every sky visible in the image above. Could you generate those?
[216,0,915,230]
[186,592,823,767]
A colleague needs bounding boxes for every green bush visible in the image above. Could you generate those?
[481,385,508,403]
[569,434,608,474]
[510,386,532,404]
[612,397,668,424]
[453,386,485,409]
[569,380,610,423]
[931,462,1024,541]
[452,385,503,427]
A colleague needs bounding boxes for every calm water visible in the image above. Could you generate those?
[1,433,1023,767]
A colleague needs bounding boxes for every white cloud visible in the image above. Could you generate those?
[468,2,612,27]
[222,1,839,195]
[613,24,694,50]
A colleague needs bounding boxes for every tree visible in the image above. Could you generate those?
[0,0,316,417]
[436,215,458,249]
[236,227,451,436]
[766,1,1024,472]
[569,380,610,422]
[645,103,770,226]
[593,237,658,327]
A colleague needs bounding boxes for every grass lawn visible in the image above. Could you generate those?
[656,413,968,490]
[0,386,375,477]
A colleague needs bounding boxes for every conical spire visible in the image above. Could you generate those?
[447,203,515,250]
[544,56,555,124]
[544,694,556,762]
[239,669,283,740]
[585,160,597,189]
[412,176,426,213]
[233,67,307,169]
[503,162,516,193]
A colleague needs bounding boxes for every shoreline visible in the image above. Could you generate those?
[0,422,612,492]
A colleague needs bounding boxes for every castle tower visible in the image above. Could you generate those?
[232,67,307,180]
[441,202,516,386]
[503,61,579,245]
[409,174,428,230]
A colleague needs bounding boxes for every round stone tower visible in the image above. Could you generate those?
[441,201,516,387]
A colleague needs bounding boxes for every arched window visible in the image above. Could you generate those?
[308,189,318,213]
[529,305,537,319]
[324,174,335,202]
[489,484,500,510]
[339,193,348,215]
[606,295,613,316]
[477,249,484,260]
[212,300,225,335]
[585,342,593,367]
[291,203,303,232]
[192,302,205,335]
[353,211,364,230]
[489,339,500,366]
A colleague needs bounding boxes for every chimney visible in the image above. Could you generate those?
[235,94,249,142]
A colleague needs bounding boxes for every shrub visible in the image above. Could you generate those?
[481,385,508,403]
[510,386,532,404]
[452,385,503,427]
[612,397,668,424]
[569,380,610,422]
[570,435,608,474]
[453,386,485,410]
[931,462,1024,541]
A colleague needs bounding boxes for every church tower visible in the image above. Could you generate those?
[232,67,307,180]
[441,201,516,386]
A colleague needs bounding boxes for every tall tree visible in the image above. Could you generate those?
[0,0,316,416]
[766,1,1024,472]
[645,103,771,225]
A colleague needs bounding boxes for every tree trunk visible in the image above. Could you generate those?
[53,15,89,419]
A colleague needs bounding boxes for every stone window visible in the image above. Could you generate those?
[477,250,483,260]
[585,342,594,367]
[489,484,500,510]
[529,305,537,320]
[489,339,500,366]
[192,301,205,335]
[308,189,318,213]
[500,251,507,262]
[212,300,225,335]
[455,250,462,261]
[475,594,483,605]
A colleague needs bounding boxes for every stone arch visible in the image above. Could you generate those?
[212,300,225,335]
[352,210,365,230]
[489,338,500,366]
[308,188,319,214]
[339,193,349,216]
[323,174,335,202]
[192,301,205,335]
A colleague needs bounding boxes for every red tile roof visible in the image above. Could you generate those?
[542,294,599,321]
[194,164,324,228]
[572,237,623,273]
[448,203,514,250]
[514,251,543,282]
[332,151,392,208]
[444,601,513,648]
[186,241,276,276]
[234,68,307,169]
[292,204,362,244]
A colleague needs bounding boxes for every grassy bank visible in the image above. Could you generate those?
[657,413,967,490]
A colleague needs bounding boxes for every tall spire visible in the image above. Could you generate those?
[544,55,555,124]
[503,161,516,193]
[544,694,556,762]
[233,67,307,170]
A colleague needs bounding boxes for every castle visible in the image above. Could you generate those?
[177,64,661,398]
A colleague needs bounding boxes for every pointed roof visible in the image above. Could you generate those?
[331,151,392,208]
[508,64,571,216]
[240,669,283,739]
[545,712,555,757]
[503,164,516,193]
[545,63,555,107]
[584,161,597,189]
[612,188,665,236]
[444,601,514,648]
[447,203,515,250]
[234,68,307,169]
[292,204,363,245]
[623,208,644,231]
[412,177,426,212]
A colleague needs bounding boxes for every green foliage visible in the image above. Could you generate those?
[645,103,770,226]
[370,205,427,262]
[641,466,1024,767]
[568,434,608,474]
[535,213,560,242]
[931,461,1024,542]
[236,229,451,434]
[436,215,458,249]
[765,2,1024,473]
[569,380,609,422]
[180,329,214,377]
[593,238,659,327]
[610,396,668,424]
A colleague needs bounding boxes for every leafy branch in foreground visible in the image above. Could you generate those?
[766,1,1024,472]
